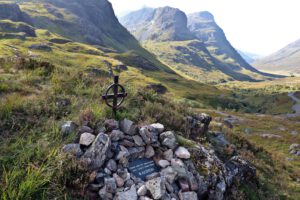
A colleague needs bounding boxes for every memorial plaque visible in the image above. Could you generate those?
[128,158,159,181]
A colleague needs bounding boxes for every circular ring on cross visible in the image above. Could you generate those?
[102,83,127,109]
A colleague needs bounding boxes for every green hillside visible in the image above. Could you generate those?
[254,38,300,75]
[0,1,300,199]
[120,7,279,83]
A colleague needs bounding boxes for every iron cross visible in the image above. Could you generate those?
[102,76,127,116]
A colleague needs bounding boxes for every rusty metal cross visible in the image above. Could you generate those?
[102,76,127,116]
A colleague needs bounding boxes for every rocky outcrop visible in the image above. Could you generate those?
[120,7,195,41]
[62,116,256,200]
[0,3,32,24]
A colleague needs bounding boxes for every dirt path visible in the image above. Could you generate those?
[287,92,300,117]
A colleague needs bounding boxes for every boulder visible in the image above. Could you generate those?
[110,130,124,141]
[62,143,83,157]
[179,191,198,200]
[80,133,111,170]
[160,131,177,149]
[186,114,212,139]
[104,119,119,131]
[137,185,148,196]
[79,132,95,146]
[145,177,166,199]
[120,119,137,135]
[145,145,155,158]
[175,147,191,159]
[61,121,77,136]
[133,135,145,146]
[140,126,159,144]
[150,123,165,133]
[158,160,170,168]
[115,185,137,200]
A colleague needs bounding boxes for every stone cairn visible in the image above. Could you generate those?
[62,115,256,200]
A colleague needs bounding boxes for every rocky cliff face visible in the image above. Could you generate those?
[62,115,256,200]
[0,2,31,23]
[187,11,260,73]
[120,7,195,41]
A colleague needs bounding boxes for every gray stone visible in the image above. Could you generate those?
[146,177,166,199]
[115,185,137,200]
[99,186,113,199]
[160,166,177,184]
[137,185,148,196]
[158,160,170,168]
[29,44,52,51]
[104,119,119,131]
[289,144,300,151]
[120,119,136,135]
[150,123,165,133]
[178,178,189,192]
[160,131,177,149]
[145,145,155,158]
[127,147,145,160]
[179,191,198,200]
[146,172,160,181]
[61,121,77,136]
[133,135,145,146]
[163,149,173,161]
[79,132,95,146]
[110,130,124,141]
[120,139,135,147]
[78,125,93,134]
[105,177,117,193]
[113,173,125,187]
[104,168,112,175]
[80,133,111,170]
[175,147,191,159]
[125,179,135,188]
[140,126,159,144]
[106,159,117,172]
[62,143,83,157]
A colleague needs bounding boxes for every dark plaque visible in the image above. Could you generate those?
[128,158,159,181]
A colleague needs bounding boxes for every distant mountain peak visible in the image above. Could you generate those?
[191,11,215,22]
[120,6,195,42]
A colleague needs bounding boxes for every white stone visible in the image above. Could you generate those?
[146,177,166,199]
[158,160,170,168]
[137,185,148,196]
[150,123,165,133]
[175,147,191,159]
[79,132,95,146]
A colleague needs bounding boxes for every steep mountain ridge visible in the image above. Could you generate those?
[120,7,195,41]
[253,38,300,75]
[187,11,262,73]
[121,7,277,83]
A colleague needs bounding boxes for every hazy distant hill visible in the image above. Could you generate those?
[237,50,262,64]
[254,39,300,75]
[121,8,277,83]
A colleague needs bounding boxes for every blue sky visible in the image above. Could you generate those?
[109,0,300,56]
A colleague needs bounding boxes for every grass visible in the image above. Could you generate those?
[0,2,299,199]
[203,108,300,199]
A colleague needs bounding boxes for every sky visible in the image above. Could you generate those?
[109,0,300,56]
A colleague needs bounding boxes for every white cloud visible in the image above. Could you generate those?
[109,0,300,55]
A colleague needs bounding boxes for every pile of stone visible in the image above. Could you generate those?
[62,116,256,200]
[63,119,201,200]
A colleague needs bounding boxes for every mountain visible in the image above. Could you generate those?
[187,11,262,74]
[253,39,300,75]
[120,7,195,42]
[121,8,277,83]
[237,50,262,64]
